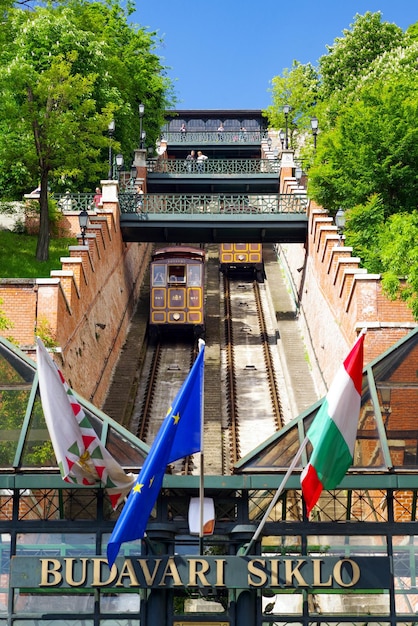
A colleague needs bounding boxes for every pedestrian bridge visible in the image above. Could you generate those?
[118,192,308,244]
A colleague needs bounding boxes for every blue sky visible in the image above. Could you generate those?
[133,0,417,110]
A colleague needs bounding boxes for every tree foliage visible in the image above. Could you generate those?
[379,212,418,319]
[308,73,418,214]
[265,11,418,318]
[266,61,319,149]
[0,0,172,260]
[319,12,404,99]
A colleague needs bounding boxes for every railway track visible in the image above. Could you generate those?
[222,274,287,471]
[123,244,296,478]
[130,338,199,475]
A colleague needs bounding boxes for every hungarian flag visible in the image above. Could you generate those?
[301,332,365,516]
[36,338,136,509]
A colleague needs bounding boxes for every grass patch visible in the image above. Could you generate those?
[0,231,76,278]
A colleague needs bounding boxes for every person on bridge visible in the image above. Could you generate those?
[185,150,196,173]
[135,184,144,209]
[180,123,187,140]
[92,187,102,209]
[217,123,225,141]
[196,151,208,172]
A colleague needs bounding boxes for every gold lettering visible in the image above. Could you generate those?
[333,559,360,588]
[312,559,332,587]
[214,559,226,587]
[284,559,308,587]
[137,559,162,586]
[115,559,140,587]
[40,559,62,587]
[64,558,87,587]
[188,559,210,586]
[159,557,182,587]
[247,559,267,587]
[92,558,118,587]
[270,559,279,587]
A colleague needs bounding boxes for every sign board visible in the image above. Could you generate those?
[11,555,391,590]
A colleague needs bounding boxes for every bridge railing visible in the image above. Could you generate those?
[162,130,268,144]
[147,158,280,175]
[52,193,95,211]
[119,193,306,215]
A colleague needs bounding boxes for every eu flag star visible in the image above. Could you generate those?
[172,412,181,424]
[133,483,144,494]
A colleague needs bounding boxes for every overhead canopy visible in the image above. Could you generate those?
[235,326,418,475]
[1,328,418,488]
[0,338,149,474]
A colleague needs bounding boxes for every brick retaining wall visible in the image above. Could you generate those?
[279,169,416,391]
[0,180,152,408]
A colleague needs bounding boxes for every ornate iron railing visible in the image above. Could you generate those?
[119,193,306,215]
[147,158,280,175]
[162,130,269,144]
[52,193,95,212]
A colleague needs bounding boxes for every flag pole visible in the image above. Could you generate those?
[243,436,309,556]
[198,339,205,555]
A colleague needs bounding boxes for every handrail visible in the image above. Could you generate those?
[162,130,269,144]
[118,193,306,215]
[52,193,95,211]
[147,158,280,175]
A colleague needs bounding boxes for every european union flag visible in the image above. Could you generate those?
[107,343,205,567]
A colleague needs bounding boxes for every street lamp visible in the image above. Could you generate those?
[283,104,291,149]
[310,116,319,150]
[279,129,285,149]
[267,136,272,152]
[108,119,115,179]
[115,153,124,184]
[335,207,346,242]
[138,102,145,149]
[78,209,89,246]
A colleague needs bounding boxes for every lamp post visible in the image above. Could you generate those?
[310,116,319,150]
[266,136,272,152]
[335,207,346,242]
[130,163,137,190]
[108,119,115,179]
[78,209,89,246]
[140,130,146,150]
[283,104,291,149]
[115,153,124,185]
[139,103,145,149]
[279,129,285,149]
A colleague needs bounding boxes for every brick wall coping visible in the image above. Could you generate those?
[50,270,75,277]
[35,278,61,285]
[355,321,417,330]
[352,273,382,281]
[60,256,83,263]
[336,257,361,266]
[0,278,36,285]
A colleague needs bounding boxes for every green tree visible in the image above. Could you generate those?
[319,12,404,99]
[0,1,171,261]
[379,211,418,319]
[342,194,385,274]
[265,61,319,149]
[308,73,418,214]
